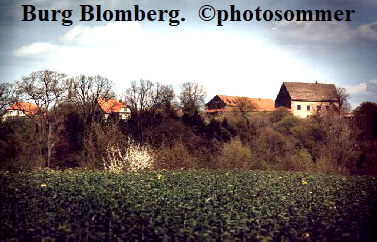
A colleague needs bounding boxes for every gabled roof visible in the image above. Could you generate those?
[283,82,338,102]
[9,102,38,115]
[97,98,127,113]
[217,95,239,106]
[215,95,275,111]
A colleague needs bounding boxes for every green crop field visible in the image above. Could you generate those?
[1,169,376,241]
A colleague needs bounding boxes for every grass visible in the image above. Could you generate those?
[1,169,376,241]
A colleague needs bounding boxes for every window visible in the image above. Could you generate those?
[307,105,310,111]
[317,105,321,111]
[297,105,301,110]
[326,106,330,111]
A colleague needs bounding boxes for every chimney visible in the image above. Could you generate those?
[315,81,318,85]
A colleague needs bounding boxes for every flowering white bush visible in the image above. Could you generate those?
[103,138,154,172]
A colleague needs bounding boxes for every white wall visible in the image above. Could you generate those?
[291,101,338,118]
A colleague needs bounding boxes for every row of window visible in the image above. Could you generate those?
[297,105,330,111]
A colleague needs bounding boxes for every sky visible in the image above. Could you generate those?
[1,0,377,108]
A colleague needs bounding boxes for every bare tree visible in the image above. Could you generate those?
[154,82,175,111]
[233,96,256,128]
[0,82,16,113]
[124,79,175,140]
[319,114,360,171]
[74,75,115,125]
[335,87,351,113]
[16,70,68,167]
[66,75,115,168]
[125,79,174,115]
[234,96,256,113]
[179,82,207,116]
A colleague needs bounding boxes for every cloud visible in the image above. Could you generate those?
[271,20,377,46]
[345,82,368,94]
[13,42,59,56]
[11,22,322,98]
[357,22,377,41]
[345,79,377,94]
[60,22,144,45]
[365,79,377,92]
[271,21,355,44]
[343,79,377,107]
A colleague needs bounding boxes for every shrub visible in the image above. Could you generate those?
[320,116,360,171]
[154,142,196,170]
[316,157,343,173]
[103,137,154,172]
[53,109,85,169]
[84,121,125,169]
[353,102,377,141]
[249,127,314,172]
[269,107,293,123]
[352,102,377,175]
[273,115,301,135]
[217,138,253,169]
[0,119,40,171]
[251,127,291,166]
[358,142,377,175]
[291,122,325,161]
[280,148,314,172]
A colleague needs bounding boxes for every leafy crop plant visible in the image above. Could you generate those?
[1,169,376,240]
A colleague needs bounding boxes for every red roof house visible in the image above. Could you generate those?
[2,102,39,121]
[97,98,131,120]
[206,95,275,113]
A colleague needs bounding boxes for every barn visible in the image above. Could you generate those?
[206,95,275,114]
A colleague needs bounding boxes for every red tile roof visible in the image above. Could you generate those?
[215,95,275,111]
[97,98,126,113]
[9,102,38,115]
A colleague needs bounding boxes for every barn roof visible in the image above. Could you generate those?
[215,95,275,111]
[9,102,38,115]
[97,98,127,113]
[283,82,338,102]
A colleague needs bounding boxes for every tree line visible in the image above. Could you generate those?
[0,70,376,175]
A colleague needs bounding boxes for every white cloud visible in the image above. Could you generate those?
[12,22,322,98]
[345,82,368,94]
[60,22,144,45]
[343,79,377,107]
[345,79,377,94]
[13,42,59,56]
